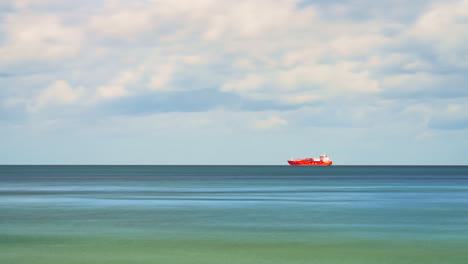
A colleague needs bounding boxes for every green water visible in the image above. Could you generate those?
[1,166,468,263]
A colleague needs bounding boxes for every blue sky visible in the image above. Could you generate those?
[1,0,467,165]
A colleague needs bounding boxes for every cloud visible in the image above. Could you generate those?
[232,58,256,70]
[220,62,380,105]
[1,0,467,134]
[407,0,468,67]
[278,63,380,93]
[89,3,155,39]
[13,0,74,10]
[0,12,84,63]
[221,74,267,93]
[148,64,178,91]
[428,103,468,130]
[91,68,144,101]
[29,80,84,111]
[411,0,468,44]
[95,85,129,99]
[254,116,288,130]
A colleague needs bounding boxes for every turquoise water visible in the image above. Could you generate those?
[1,165,468,263]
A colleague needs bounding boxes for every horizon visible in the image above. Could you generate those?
[1,0,467,165]
[1,164,467,167]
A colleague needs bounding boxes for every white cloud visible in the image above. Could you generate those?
[89,5,155,39]
[200,0,317,41]
[0,13,84,63]
[221,61,380,105]
[282,94,322,104]
[282,48,325,68]
[85,0,318,44]
[95,85,129,99]
[175,55,206,65]
[409,0,468,66]
[148,64,177,91]
[113,70,143,86]
[13,0,68,9]
[380,73,448,97]
[29,80,84,111]
[233,58,256,70]
[221,74,267,92]
[330,34,390,57]
[91,67,145,101]
[363,53,434,73]
[279,62,380,93]
[411,0,468,41]
[254,116,288,130]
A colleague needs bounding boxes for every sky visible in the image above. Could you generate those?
[1,0,467,165]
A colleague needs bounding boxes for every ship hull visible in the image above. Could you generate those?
[287,160,333,166]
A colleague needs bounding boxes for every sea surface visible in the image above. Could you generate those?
[1,165,468,264]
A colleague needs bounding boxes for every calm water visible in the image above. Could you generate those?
[1,165,468,264]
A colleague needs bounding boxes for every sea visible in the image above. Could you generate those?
[1,165,468,264]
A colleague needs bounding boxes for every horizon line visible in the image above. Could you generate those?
[1,164,467,166]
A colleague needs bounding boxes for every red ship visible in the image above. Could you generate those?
[288,154,333,166]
